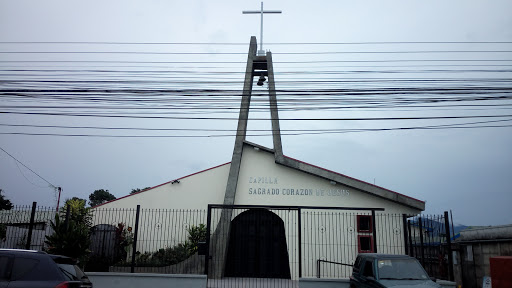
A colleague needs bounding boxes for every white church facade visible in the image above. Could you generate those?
[96,141,423,214]
[92,37,426,280]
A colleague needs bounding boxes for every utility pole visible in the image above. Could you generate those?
[56,187,62,212]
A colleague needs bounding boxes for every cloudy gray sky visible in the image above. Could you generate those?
[1,0,511,226]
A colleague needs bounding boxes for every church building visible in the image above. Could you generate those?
[93,36,425,281]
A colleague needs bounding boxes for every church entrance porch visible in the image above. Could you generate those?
[205,205,390,288]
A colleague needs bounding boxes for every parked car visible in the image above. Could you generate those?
[0,249,92,288]
[350,253,441,288]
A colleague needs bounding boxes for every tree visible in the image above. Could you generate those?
[0,189,12,240]
[130,187,151,195]
[88,189,116,207]
[0,189,13,210]
[63,197,89,223]
[45,197,92,265]
[64,197,86,207]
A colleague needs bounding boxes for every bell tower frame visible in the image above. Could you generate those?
[212,36,284,277]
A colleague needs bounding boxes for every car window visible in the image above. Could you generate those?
[0,256,11,281]
[354,256,361,268]
[362,260,374,278]
[377,258,429,280]
[353,256,361,273]
[11,257,39,280]
[57,263,84,281]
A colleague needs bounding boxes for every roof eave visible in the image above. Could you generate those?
[277,155,425,211]
[242,141,424,211]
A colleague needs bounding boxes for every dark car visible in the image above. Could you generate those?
[0,249,92,288]
[350,253,441,288]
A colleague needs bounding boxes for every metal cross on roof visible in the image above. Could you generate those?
[243,2,282,56]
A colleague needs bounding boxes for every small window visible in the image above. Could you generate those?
[358,235,374,253]
[357,215,372,232]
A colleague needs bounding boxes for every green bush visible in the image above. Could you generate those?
[117,223,206,267]
[187,224,206,254]
[45,213,91,264]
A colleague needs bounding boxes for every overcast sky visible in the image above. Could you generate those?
[1,0,511,226]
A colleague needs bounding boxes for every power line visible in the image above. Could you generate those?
[2,111,511,121]
[2,59,512,64]
[2,50,511,55]
[1,41,511,45]
[13,160,48,188]
[2,118,511,132]
[1,124,511,138]
[2,68,512,74]
[0,146,57,188]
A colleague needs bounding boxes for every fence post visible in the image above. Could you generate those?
[402,214,409,255]
[298,208,302,278]
[371,210,377,253]
[418,216,425,267]
[408,220,414,257]
[444,211,454,281]
[130,205,141,273]
[25,202,37,250]
[204,205,212,275]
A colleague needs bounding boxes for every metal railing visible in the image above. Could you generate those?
[0,202,54,251]
[405,212,454,281]
[316,259,352,278]
[0,203,454,281]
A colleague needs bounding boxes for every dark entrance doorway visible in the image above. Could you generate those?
[225,209,291,279]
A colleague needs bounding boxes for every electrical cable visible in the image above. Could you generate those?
[1,111,511,121]
[2,50,511,55]
[1,41,511,45]
[0,146,57,189]
[1,118,511,132]
[1,124,511,138]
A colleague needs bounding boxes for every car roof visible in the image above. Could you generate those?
[0,248,44,253]
[0,248,48,255]
[357,253,416,260]
[0,249,74,262]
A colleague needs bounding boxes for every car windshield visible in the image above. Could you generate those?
[377,258,429,280]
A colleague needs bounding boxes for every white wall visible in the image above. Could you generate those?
[235,145,421,214]
[95,143,423,213]
[95,162,230,210]
[91,163,231,254]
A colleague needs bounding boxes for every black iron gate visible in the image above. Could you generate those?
[404,211,454,281]
[205,204,385,288]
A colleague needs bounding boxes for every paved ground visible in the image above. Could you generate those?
[207,278,298,288]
